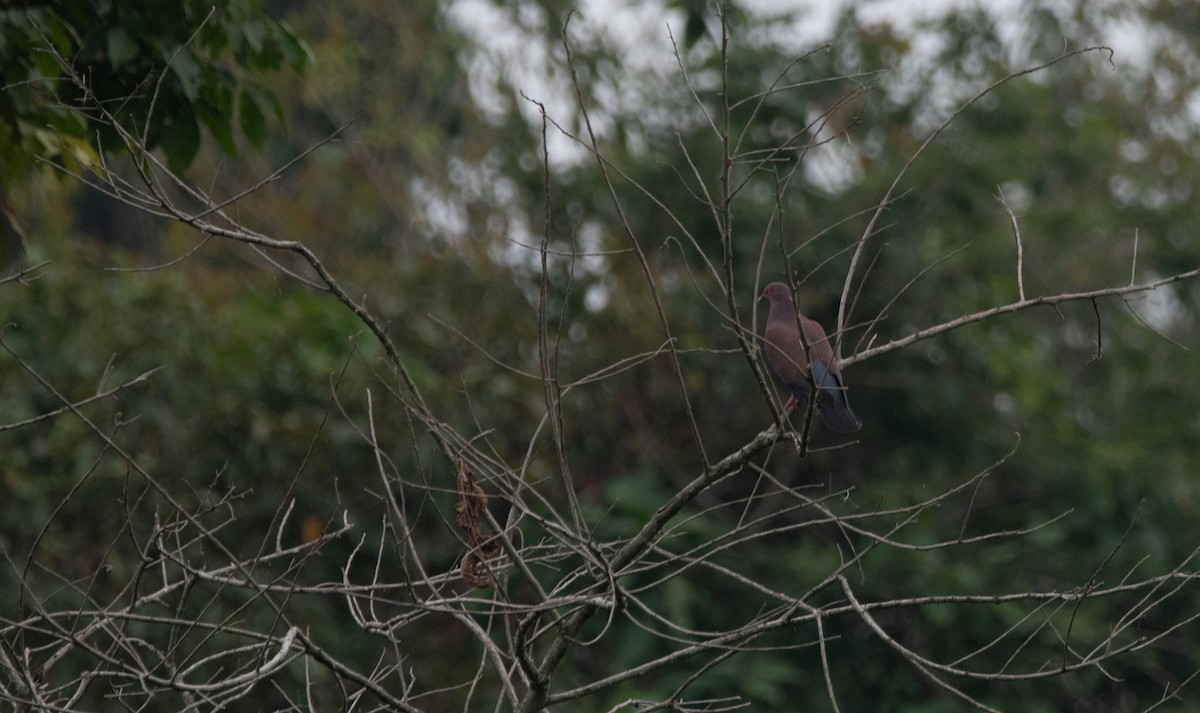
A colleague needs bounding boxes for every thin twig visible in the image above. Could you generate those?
[997,185,1025,301]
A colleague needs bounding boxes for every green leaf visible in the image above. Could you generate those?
[242,19,267,54]
[106,27,138,68]
[166,47,202,100]
[274,21,309,73]
[684,9,707,47]
[198,110,236,155]
[195,82,236,155]
[238,88,267,147]
[160,110,200,173]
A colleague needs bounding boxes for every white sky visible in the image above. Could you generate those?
[447,0,1175,170]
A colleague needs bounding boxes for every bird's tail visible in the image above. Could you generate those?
[812,362,863,433]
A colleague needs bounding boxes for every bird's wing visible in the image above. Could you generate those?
[811,361,862,433]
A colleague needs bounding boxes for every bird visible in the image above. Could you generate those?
[760,281,862,433]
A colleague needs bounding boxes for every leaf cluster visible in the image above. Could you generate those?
[0,0,305,183]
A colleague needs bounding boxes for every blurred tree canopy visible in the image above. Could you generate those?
[2,0,1200,711]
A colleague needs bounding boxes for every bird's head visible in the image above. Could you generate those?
[761,281,791,304]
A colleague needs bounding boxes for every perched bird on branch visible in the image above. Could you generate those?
[760,281,862,433]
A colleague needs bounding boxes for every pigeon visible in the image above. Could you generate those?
[761,282,862,433]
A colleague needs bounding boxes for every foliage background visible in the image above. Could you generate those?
[2,0,1200,711]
